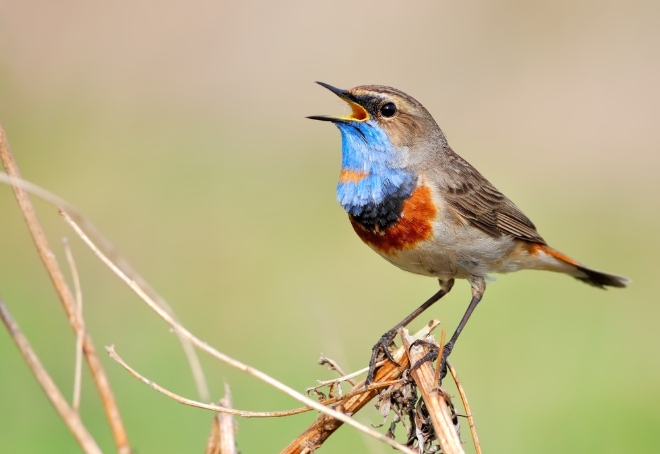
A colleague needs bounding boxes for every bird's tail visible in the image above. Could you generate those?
[572,264,630,288]
[535,244,631,289]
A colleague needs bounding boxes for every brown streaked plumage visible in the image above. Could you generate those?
[309,82,630,384]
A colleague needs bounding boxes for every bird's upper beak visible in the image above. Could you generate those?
[307,82,370,123]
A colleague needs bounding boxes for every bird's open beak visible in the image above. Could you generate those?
[307,82,370,123]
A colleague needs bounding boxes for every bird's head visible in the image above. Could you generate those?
[309,83,445,220]
[308,82,446,160]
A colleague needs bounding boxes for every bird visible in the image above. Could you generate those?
[308,82,630,383]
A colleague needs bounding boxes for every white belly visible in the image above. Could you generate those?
[370,217,520,281]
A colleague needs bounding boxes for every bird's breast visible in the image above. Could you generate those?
[350,183,437,254]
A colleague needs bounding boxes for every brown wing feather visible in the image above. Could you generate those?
[439,151,546,244]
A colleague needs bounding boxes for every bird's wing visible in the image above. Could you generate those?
[439,152,546,244]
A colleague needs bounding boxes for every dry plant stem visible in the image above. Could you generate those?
[310,363,371,390]
[318,355,356,386]
[64,238,85,412]
[308,377,400,406]
[401,328,465,454]
[0,298,102,454]
[0,169,209,402]
[61,213,415,454]
[110,344,399,418]
[280,320,440,454]
[0,125,130,453]
[206,413,222,454]
[108,345,304,417]
[218,384,237,454]
[205,384,237,454]
[447,360,482,454]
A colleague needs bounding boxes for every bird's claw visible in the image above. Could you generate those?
[366,331,399,385]
[409,341,454,383]
[409,339,439,373]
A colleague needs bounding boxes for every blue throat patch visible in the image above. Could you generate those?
[335,121,416,230]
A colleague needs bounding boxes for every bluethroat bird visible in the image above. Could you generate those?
[308,82,630,383]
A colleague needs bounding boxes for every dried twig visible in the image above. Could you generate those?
[108,345,306,417]
[61,212,416,454]
[447,360,482,454]
[217,385,237,454]
[281,320,440,453]
[0,167,210,403]
[205,383,237,454]
[206,413,223,454]
[63,238,85,412]
[433,329,446,387]
[306,361,371,395]
[401,327,465,454]
[0,124,130,453]
[110,343,399,418]
[318,355,356,386]
[0,298,102,454]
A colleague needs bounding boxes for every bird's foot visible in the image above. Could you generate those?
[438,342,453,383]
[409,341,454,384]
[366,330,400,386]
[409,339,439,372]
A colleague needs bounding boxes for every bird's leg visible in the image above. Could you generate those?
[438,277,486,382]
[366,279,454,385]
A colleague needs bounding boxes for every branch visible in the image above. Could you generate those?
[280,320,440,453]
[447,360,482,454]
[401,328,465,454]
[0,166,210,403]
[108,344,398,419]
[63,238,85,412]
[0,124,130,453]
[205,383,237,454]
[107,345,305,417]
[0,298,102,454]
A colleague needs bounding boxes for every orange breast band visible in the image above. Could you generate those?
[350,184,437,254]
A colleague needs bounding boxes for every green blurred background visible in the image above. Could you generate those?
[0,1,658,452]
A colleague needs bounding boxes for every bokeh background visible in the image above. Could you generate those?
[1,1,658,452]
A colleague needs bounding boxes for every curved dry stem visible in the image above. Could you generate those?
[312,358,368,390]
[63,238,85,412]
[0,126,130,453]
[317,355,356,386]
[108,344,310,418]
[109,344,399,418]
[447,359,482,454]
[0,298,102,454]
[0,168,209,402]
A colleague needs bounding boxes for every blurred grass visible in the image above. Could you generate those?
[1,1,659,453]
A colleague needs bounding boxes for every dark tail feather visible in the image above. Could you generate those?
[574,265,631,289]
[539,245,631,289]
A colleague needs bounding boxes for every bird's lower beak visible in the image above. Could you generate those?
[307,82,370,123]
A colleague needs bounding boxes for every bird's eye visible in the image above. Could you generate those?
[380,102,397,118]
